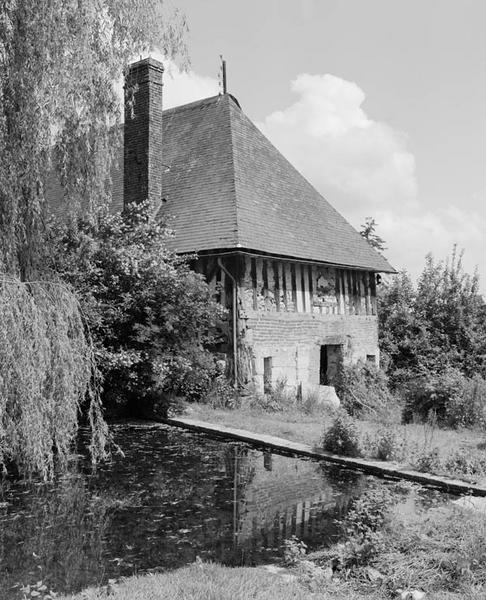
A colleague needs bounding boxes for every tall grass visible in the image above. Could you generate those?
[0,276,108,479]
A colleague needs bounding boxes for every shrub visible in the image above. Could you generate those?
[370,427,405,461]
[48,202,224,416]
[330,484,394,571]
[321,412,362,457]
[204,376,240,410]
[249,377,295,412]
[402,367,466,424]
[301,390,321,415]
[445,376,486,429]
[343,484,393,540]
[336,362,398,419]
[402,367,486,428]
[282,536,308,567]
[413,448,442,473]
[445,448,486,477]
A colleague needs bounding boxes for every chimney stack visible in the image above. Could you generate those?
[124,58,164,208]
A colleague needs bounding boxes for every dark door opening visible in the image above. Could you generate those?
[263,357,272,394]
[319,345,342,386]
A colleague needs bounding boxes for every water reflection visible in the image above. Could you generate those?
[0,423,397,598]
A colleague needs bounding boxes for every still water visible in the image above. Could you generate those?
[0,423,440,598]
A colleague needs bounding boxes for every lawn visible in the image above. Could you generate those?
[57,562,383,600]
[57,559,479,600]
[187,401,486,482]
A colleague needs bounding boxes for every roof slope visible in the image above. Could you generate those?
[48,93,394,272]
[160,94,394,272]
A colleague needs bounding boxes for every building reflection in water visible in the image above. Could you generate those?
[223,445,365,565]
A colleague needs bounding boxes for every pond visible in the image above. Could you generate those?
[0,423,445,599]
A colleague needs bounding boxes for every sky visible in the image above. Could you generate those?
[158,0,486,285]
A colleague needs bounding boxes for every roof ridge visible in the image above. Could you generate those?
[162,95,221,115]
[226,96,242,249]
[162,93,241,116]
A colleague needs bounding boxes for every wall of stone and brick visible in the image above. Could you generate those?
[197,253,380,393]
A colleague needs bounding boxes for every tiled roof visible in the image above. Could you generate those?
[159,94,394,272]
[48,93,394,272]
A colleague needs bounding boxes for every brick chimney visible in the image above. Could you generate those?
[124,58,164,207]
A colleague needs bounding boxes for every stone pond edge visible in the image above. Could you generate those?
[162,416,486,497]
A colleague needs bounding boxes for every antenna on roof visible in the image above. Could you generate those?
[218,55,227,94]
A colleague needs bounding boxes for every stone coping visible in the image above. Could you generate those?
[163,416,486,497]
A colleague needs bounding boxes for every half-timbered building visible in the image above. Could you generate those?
[122,58,395,394]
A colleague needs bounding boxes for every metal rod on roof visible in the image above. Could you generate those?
[222,59,227,94]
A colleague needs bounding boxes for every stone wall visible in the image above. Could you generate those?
[243,313,378,393]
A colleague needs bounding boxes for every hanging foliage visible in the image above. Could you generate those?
[0,0,187,278]
[0,1,187,477]
[0,276,108,479]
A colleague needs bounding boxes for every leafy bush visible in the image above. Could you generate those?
[445,448,486,477]
[402,367,486,428]
[330,484,394,571]
[48,202,225,416]
[370,427,405,461]
[321,412,362,457]
[445,376,486,429]
[301,390,321,415]
[336,362,398,419]
[413,448,442,473]
[379,249,486,385]
[282,536,308,567]
[205,375,240,410]
[249,377,295,412]
[402,367,466,424]
[344,484,393,540]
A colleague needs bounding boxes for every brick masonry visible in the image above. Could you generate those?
[124,58,164,207]
[244,313,379,393]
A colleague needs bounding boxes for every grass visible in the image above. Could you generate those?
[187,401,486,482]
[57,562,384,600]
[55,560,481,600]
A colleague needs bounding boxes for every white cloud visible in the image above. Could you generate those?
[117,57,219,117]
[162,61,219,109]
[259,73,417,209]
[258,73,486,288]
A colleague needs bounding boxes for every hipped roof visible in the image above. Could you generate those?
[156,94,394,272]
[49,93,394,272]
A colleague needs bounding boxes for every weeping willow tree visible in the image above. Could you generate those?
[0,0,187,478]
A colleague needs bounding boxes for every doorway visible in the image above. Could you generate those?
[319,345,342,386]
[263,356,272,394]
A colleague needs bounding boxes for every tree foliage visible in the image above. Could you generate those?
[0,0,187,277]
[360,217,387,253]
[0,277,108,479]
[48,202,225,415]
[379,247,486,381]
[0,1,188,477]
